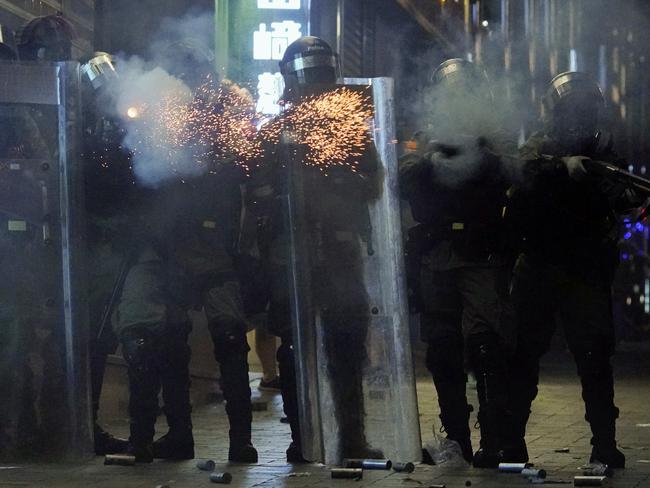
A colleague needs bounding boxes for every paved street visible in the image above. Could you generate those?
[2,343,649,488]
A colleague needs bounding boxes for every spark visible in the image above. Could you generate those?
[122,82,373,182]
[127,75,260,178]
[260,87,374,173]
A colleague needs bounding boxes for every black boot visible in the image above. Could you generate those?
[94,423,128,455]
[91,328,126,456]
[499,399,530,464]
[154,329,194,459]
[152,428,194,460]
[440,422,474,463]
[228,434,259,463]
[426,336,474,463]
[500,345,540,463]
[574,345,625,469]
[323,320,382,461]
[125,440,154,463]
[211,321,258,463]
[122,328,160,464]
[278,340,308,463]
[469,334,508,468]
[589,426,625,469]
[286,442,307,463]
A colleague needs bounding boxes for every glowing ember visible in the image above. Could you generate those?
[124,81,373,181]
[126,106,140,119]
[127,75,259,177]
[260,87,374,173]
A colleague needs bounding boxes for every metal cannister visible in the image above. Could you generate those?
[574,476,608,486]
[196,459,216,471]
[81,52,118,90]
[331,468,363,479]
[392,462,415,473]
[522,468,547,479]
[582,464,613,477]
[343,458,392,470]
[209,472,233,484]
[499,462,533,472]
[104,454,136,466]
[529,479,571,485]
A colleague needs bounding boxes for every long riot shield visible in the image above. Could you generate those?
[286,78,421,464]
[0,61,92,460]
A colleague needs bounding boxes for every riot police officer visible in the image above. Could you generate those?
[114,41,258,464]
[15,15,77,161]
[399,59,516,467]
[16,14,76,62]
[240,37,341,463]
[504,72,641,468]
[18,16,126,454]
[0,40,50,454]
[80,51,131,455]
[240,36,383,462]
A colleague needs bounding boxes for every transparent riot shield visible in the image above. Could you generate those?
[0,61,92,460]
[287,78,421,464]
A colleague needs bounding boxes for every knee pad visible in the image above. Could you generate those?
[211,320,250,362]
[467,332,507,374]
[572,342,613,379]
[121,328,157,374]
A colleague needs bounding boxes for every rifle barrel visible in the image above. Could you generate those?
[589,160,650,195]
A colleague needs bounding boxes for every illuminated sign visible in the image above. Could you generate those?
[222,0,307,114]
[258,0,301,9]
[253,20,303,60]
[256,71,285,115]
[249,0,306,114]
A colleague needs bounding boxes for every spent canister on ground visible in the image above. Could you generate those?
[522,468,547,479]
[196,459,216,471]
[104,454,136,466]
[574,476,608,486]
[331,468,363,479]
[499,462,533,472]
[209,472,232,484]
[343,458,392,470]
[392,462,415,473]
[582,464,613,477]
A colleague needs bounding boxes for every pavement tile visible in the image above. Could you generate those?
[1,347,649,487]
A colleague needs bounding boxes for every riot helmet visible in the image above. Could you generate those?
[279,36,340,99]
[158,38,216,90]
[16,14,76,61]
[430,58,495,139]
[0,42,16,61]
[543,71,604,154]
[431,58,493,99]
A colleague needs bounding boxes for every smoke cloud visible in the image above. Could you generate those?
[404,59,525,187]
[101,12,222,187]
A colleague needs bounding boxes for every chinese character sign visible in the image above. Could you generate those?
[258,0,301,9]
[253,21,303,61]
[256,72,285,115]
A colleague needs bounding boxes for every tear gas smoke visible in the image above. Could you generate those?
[406,65,523,187]
[99,12,259,187]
